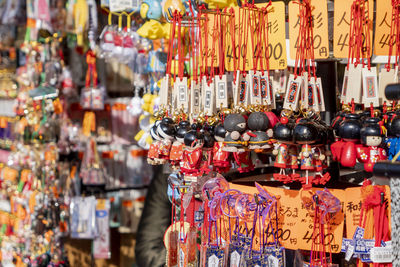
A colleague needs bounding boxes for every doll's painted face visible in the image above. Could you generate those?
[365,136,382,147]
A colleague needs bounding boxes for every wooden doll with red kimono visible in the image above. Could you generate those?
[330,113,364,168]
[199,130,214,174]
[213,124,231,173]
[169,121,190,169]
[147,122,162,165]
[181,130,204,178]
[157,118,176,163]
[357,118,387,172]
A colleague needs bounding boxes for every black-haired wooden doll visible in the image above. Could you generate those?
[223,114,249,152]
[294,121,318,189]
[357,118,387,172]
[169,121,190,169]
[272,118,294,183]
[213,124,231,173]
[181,130,204,177]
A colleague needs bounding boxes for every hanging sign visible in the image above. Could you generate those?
[229,184,345,253]
[288,0,329,59]
[334,0,374,58]
[374,0,393,56]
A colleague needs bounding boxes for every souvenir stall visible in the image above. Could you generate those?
[0,0,399,266]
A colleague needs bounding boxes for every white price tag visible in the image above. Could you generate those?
[174,77,188,112]
[215,75,228,108]
[283,74,302,111]
[190,80,201,116]
[345,64,362,104]
[370,246,393,263]
[345,244,354,261]
[109,0,133,12]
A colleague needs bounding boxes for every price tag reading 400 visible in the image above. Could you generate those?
[334,0,374,58]
[288,0,329,60]
[374,0,393,56]
[257,1,287,70]
[224,3,287,71]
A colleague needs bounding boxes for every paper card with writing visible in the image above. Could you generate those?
[260,74,270,105]
[109,0,133,12]
[215,75,228,109]
[301,72,309,109]
[345,64,362,104]
[241,74,251,106]
[171,81,178,111]
[283,74,302,111]
[159,75,170,107]
[315,77,326,111]
[306,77,319,111]
[379,67,399,104]
[278,69,288,94]
[250,71,262,105]
[362,67,380,107]
[232,71,241,106]
[269,76,276,109]
[174,77,189,112]
[190,80,201,115]
[202,76,215,116]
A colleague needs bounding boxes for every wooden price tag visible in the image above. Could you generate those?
[229,184,345,253]
[283,74,302,111]
[315,77,325,111]
[289,0,329,59]
[250,71,262,105]
[374,0,393,55]
[260,74,270,105]
[334,0,374,58]
[202,76,215,115]
[160,75,170,107]
[301,72,309,109]
[306,76,319,111]
[200,13,219,68]
[345,64,362,104]
[215,75,229,108]
[344,185,391,239]
[362,67,380,107]
[256,2,287,69]
[175,77,189,112]
[379,67,399,104]
[190,80,201,115]
[232,71,241,106]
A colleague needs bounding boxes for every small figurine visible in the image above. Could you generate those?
[181,130,204,178]
[157,118,176,163]
[272,118,293,182]
[169,121,190,169]
[358,118,387,172]
[294,121,318,189]
[213,124,231,173]
[232,150,254,173]
[199,129,214,174]
[223,114,249,152]
[147,121,162,165]
[330,113,363,168]
[246,112,273,151]
[386,115,400,161]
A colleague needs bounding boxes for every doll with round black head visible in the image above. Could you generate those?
[157,118,176,164]
[330,113,363,168]
[199,128,215,174]
[169,120,190,169]
[272,117,293,183]
[246,112,273,151]
[358,117,387,172]
[212,124,231,173]
[223,114,249,152]
[386,113,400,160]
[147,121,162,165]
[181,130,204,179]
[294,121,318,189]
